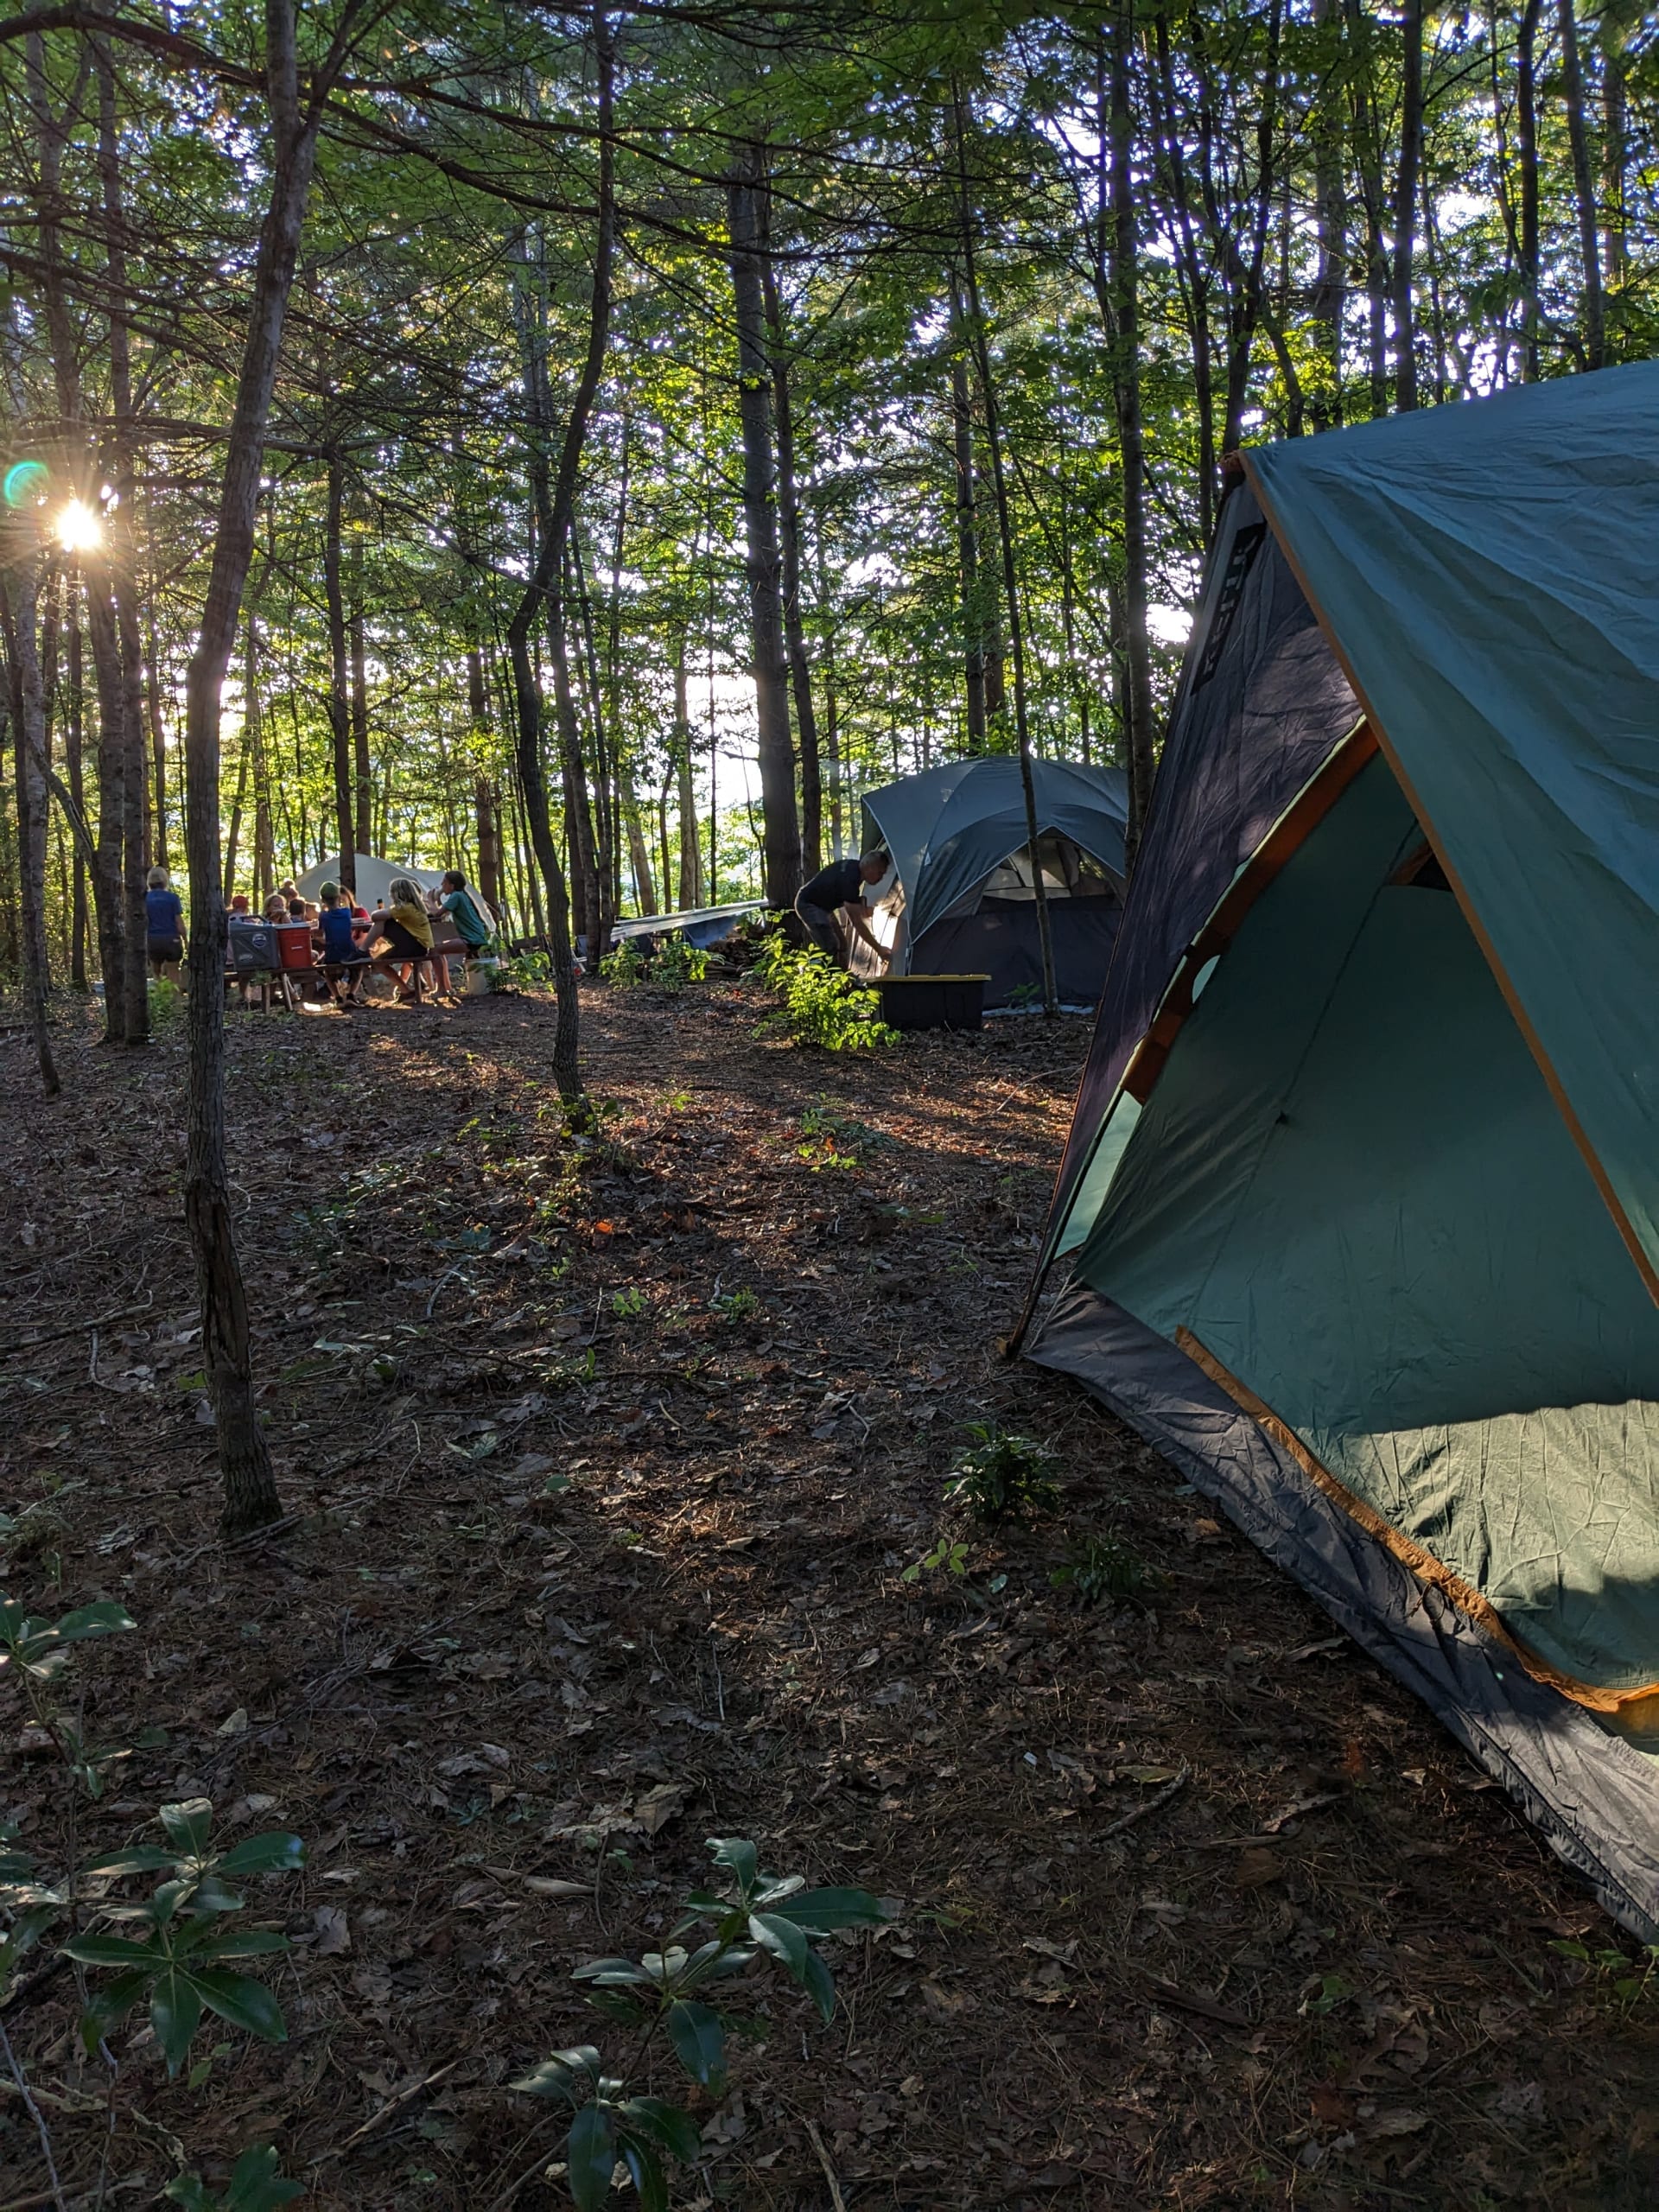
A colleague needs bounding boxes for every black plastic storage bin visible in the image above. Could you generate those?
[226,919,281,975]
[876,972,989,1032]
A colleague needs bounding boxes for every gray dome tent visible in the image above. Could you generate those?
[858,756,1129,1008]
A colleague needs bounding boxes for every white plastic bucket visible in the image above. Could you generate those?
[465,958,500,996]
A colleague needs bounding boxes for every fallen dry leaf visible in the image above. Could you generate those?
[314,1905,351,1956]
[632,1782,687,1834]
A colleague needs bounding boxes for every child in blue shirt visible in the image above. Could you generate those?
[315,881,370,1008]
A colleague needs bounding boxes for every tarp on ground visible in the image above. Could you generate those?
[611,900,764,947]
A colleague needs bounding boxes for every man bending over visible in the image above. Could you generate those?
[793,851,890,969]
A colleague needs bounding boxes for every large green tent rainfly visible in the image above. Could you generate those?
[1021,359,1659,1938]
[858,756,1128,1007]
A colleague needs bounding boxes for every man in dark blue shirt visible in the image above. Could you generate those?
[793,851,890,967]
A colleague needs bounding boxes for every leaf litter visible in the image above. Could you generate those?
[0,985,1656,2207]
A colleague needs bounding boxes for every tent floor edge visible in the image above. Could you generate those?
[1026,1278,1659,1946]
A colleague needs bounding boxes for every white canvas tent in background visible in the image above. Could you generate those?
[294,855,447,908]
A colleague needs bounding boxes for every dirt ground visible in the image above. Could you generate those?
[3,977,1656,2212]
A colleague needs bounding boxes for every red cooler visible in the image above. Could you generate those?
[276,921,315,971]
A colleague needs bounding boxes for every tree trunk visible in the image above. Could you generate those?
[569,532,615,945]
[1517,0,1543,378]
[247,611,274,900]
[143,639,166,862]
[1103,30,1156,866]
[1602,48,1628,289]
[0,569,61,1096]
[27,26,130,1041]
[727,144,801,908]
[673,646,704,906]
[183,0,334,1537]
[474,777,501,912]
[1556,0,1605,369]
[1309,0,1346,429]
[1145,11,1218,525]
[953,85,1057,1017]
[323,452,354,892]
[464,646,502,912]
[93,22,152,1044]
[66,587,87,988]
[548,600,602,953]
[619,770,656,913]
[223,715,250,900]
[349,524,372,855]
[760,247,823,875]
[947,302,989,749]
[1392,0,1423,409]
[504,3,614,1108]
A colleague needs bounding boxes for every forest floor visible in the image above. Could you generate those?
[2,978,1656,2212]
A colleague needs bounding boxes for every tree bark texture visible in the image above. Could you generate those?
[1391,0,1423,409]
[1517,0,1543,378]
[1104,29,1157,866]
[947,299,989,749]
[349,525,371,855]
[1308,0,1346,428]
[27,26,133,1039]
[323,453,354,891]
[761,247,822,875]
[953,85,1058,1016]
[182,0,339,1535]
[728,145,801,908]
[673,648,704,907]
[66,585,87,988]
[92,19,152,1043]
[504,3,614,1107]
[0,567,60,1095]
[1555,0,1605,368]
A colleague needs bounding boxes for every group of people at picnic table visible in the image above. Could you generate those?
[143,865,499,1009]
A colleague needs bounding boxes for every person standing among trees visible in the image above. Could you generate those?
[793,850,890,969]
[144,864,186,989]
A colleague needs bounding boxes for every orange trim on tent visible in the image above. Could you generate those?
[1239,450,1659,1312]
[1120,721,1378,1105]
[1176,1326,1659,1729]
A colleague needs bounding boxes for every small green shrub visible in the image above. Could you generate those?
[651,937,709,992]
[512,1834,891,2209]
[710,1286,761,1325]
[751,934,899,1052]
[66,1797,303,2074]
[1049,1529,1165,1605]
[599,942,647,988]
[797,1100,884,1169]
[164,2145,303,2211]
[499,950,551,988]
[943,1423,1060,1524]
[900,1536,969,1583]
[611,1287,648,1320]
[1550,1938,1659,2008]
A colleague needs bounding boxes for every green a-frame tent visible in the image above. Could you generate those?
[1020,361,1659,1936]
